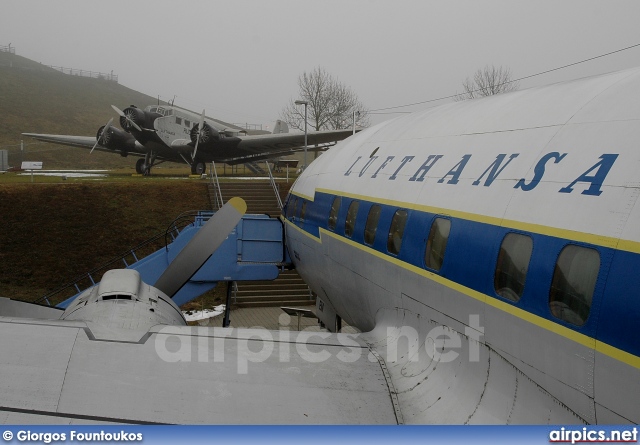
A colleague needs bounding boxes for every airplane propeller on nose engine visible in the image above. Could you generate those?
[90,117,113,154]
[111,104,142,132]
[153,197,246,299]
[192,109,206,160]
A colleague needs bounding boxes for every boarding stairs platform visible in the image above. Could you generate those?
[34,211,289,309]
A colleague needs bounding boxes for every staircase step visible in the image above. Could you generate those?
[235,290,311,298]
[234,299,315,308]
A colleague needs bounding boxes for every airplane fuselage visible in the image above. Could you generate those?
[283,68,640,424]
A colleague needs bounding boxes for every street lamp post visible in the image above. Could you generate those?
[295,100,308,169]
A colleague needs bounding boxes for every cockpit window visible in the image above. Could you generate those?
[157,107,165,115]
[300,201,307,222]
[328,197,341,230]
[149,107,157,113]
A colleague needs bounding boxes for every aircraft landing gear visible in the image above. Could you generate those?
[135,158,150,175]
[191,162,206,175]
[136,152,157,176]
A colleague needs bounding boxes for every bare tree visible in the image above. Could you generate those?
[455,65,519,101]
[280,67,370,131]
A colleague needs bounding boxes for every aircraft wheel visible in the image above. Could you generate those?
[135,159,145,174]
[191,162,205,175]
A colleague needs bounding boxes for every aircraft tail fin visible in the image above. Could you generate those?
[272,120,289,134]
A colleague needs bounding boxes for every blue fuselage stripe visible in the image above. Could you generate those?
[284,191,640,359]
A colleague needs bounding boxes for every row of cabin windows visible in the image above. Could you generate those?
[175,117,193,128]
[495,234,600,327]
[290,195,601,328]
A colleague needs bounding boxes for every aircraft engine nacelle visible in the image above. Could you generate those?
[60,269,186,335]
[119,105,158,132]
[96,125,136,151]
[190,122,220,145]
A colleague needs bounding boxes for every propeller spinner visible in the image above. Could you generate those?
[111,105,142,132]
[91,117,113,154]
[192,109,206,160]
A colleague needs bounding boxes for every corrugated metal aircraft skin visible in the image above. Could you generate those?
[284,67,640,424]
[23,104,353,175]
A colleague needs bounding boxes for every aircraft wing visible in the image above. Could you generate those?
[0,315,397,424]
[22,133,147,157]
[219,129,356,164]
[169,129,356,165]
[236,129,354,153]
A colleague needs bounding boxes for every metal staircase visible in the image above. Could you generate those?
[233,270,314,308]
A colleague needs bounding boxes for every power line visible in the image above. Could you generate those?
[370,42,640,113]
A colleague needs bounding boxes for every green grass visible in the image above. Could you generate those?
[0,177,213,303]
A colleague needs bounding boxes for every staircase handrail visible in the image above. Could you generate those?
[265,161,283,210]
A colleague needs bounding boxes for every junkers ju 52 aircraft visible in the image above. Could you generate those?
[23,104,354,175]
[2,67,639,425]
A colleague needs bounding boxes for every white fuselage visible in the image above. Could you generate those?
[284,68,640,424]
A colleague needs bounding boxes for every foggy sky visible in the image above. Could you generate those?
[2,0,640,129]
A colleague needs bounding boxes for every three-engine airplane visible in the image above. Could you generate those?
[23,104,354,175]
[1,67,639,424]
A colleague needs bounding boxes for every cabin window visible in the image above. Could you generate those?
[494,233,532,302]
[387,209,408,255]
[286,197,296,219]
[175,117,182,125]
[345,201,359,238]
[549,245,600,326]
[328,197,341,230]
[185,120,191,128]
[425,217,451,271]
[364,205,381,246]
[300,201,307,222]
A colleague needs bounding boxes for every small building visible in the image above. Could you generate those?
[0,150,8,171]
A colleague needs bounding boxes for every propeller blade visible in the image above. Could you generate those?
[111,104,142,132]
[91,118,113,154]
[154,197,247,298]
[192,109,205,160]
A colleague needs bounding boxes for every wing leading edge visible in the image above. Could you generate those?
[21,133,147,157]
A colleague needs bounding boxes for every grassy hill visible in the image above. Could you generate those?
[0,180,213,304]
[0,51,162,169]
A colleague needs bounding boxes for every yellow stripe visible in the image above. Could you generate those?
[597,341,640,369]
[313,188,640,253]
[283,218,639,369]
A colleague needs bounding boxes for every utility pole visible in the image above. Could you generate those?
[295,100,308,169]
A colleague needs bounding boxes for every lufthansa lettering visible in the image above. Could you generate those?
[344,152,618,196]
